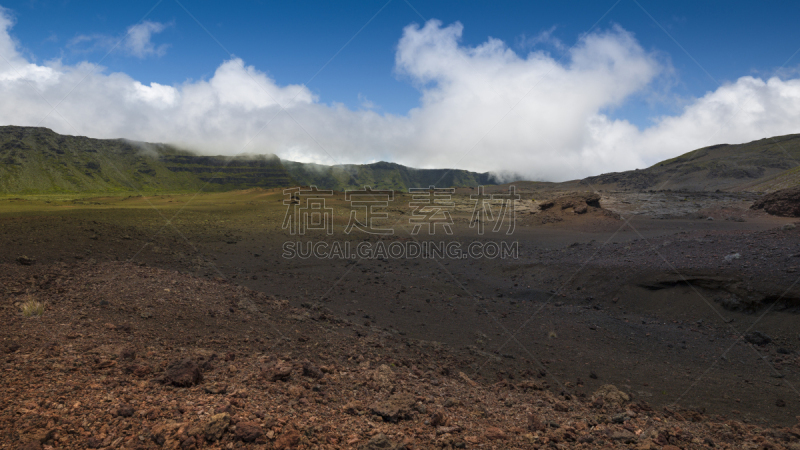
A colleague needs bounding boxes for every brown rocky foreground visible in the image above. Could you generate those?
[3,261,800,450]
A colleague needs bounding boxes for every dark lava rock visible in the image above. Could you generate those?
[234,422,263,442]
[204,413,230,442]
[3,343,20,354]
[527,413,545,431]
[744,331,772,346]
[115,404,134,418]
[358,433,398,450]
[119,347,136,360]
[18,441,43,450]
[204,384,228,395]
[265,361,293,382]
[751,187,800,217]
[180,436,196,449]
[85,437,103,448]
[163,359,203,387]
[273,429,300,450]
[302,361,323,379]
[371,392,416,423]
[125,363,152,378]
[430,410,447,427]
[16,256,35,265]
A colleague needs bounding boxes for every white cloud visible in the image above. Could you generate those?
[68,20,171,59]
[517,26,565,52]
[123,21,171,58]
[1,10,799,182]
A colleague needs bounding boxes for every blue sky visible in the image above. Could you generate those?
[2,1,800,180]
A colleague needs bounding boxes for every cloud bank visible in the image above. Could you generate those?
[1,9,799,181]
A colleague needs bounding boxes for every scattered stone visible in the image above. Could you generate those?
[204,383,228,395]
[744,331,772,346]
[85,437,103,448]
[119,346,136,360]
[591,384,630,407]
[233,421,262,442]
[204,412,230,442]
[114,404,134,418]
[371,364,395,386]
[371,392,416,422]
[343,401,363,416]
[611,429,637,443]
[302,361,323,379]
[16,256,35,265]
[430,410,448,427]
[273,429,301,449]
[163,359,203,387]
[18,441,42,450]
[358,433,396,450]
[724,253,741,262]
[435,426,461,436]
[484,427,507,440]
[3,343,20,354]
[458,371,478,387]
[611,412,627,423]
[265,360,293,382]
[126,363,152,378]
[527,413,545,431]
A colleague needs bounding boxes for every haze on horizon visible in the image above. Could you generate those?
[1,2,800,182]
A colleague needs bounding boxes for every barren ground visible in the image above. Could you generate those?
[2,188,800,449]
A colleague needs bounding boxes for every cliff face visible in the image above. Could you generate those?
[0,126,495,194]
[0,126,300,194]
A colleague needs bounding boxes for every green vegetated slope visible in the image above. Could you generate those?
[0,126,295,195]
[0,126,494,195]
[283,160,495,191]
[582,134,800,192]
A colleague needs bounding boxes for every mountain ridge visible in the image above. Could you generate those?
[0,126,495,195]
[4,125,800,195]
[581,133,800,192]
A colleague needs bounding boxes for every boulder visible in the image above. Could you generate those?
[751,187,800,217]
[163,359,202,387]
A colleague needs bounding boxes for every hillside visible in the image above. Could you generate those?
[7,125,800,195]
[582,133,800,192]
[0,126,294,194]
[283,160,494,192]
[0,126,494,195]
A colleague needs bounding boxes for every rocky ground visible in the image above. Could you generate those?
[2,189,800,449]
[3,261,800,450]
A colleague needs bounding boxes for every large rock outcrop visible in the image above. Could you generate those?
[751,186,800,217]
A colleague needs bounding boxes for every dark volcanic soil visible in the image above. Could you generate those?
[2,190,800,449]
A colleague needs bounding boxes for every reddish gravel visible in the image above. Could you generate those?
[3,261,800,449]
